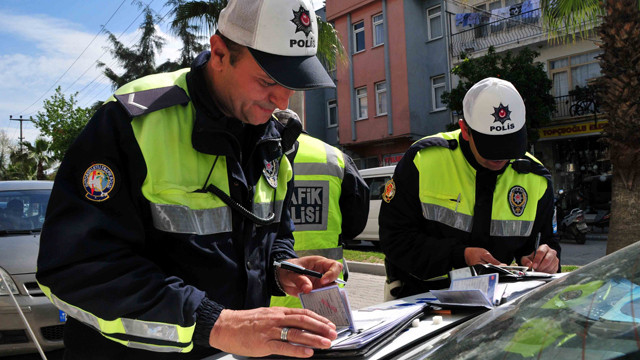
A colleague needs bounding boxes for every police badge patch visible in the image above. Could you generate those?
[83,163,115,202]
[508,185,527,216]
[263,160,279,189]
[382,179,396,203]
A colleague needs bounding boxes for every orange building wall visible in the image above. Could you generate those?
[328,0,410,148]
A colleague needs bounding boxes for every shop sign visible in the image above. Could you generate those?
[538,120,608,140]
[382,153,404,166]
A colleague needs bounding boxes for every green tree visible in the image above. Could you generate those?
[542,0,640,253]
[167,0,347,70]
[4,149,37,180]
[0,130,14,180]
[441,47,555,144]
[99,6,166,89]
[33,87,92,162]
[21,138,53,180]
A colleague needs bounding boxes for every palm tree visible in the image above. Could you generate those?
[541,0,640,253]
[21,138,54,180]
[98,7,166,89]
[5,149,37,180]
[166,0,346,71]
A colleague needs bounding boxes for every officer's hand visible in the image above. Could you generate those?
[464,247,506,266]
[209,307,337,358]
[521,244,559,273]
[277,256,343,297]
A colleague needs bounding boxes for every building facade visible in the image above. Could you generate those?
[304,1,610,213]
[323,0,452,168]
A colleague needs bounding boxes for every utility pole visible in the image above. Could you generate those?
[9,115,32,152]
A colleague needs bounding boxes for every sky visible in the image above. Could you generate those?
[0,0,325,145]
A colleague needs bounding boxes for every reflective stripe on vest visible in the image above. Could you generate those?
[150,203,232,235]
[38,283,194,352]
[415,130,547,237]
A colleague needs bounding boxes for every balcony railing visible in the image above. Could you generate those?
[449,9,544,58]
[552,94,601,120]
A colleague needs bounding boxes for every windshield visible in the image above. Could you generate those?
[0,189,51,232]
[404,242,640,359]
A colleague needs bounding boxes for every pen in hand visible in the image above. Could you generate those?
[274,260,347,285]
[531,233,541,270]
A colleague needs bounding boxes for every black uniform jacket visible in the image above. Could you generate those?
[379,133,561,298]
[337,154,370,241]
[36,52,298,359]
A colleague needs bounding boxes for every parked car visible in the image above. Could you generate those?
[0,181,65,356]
[206,240,640,360]
[394,240,640,359]
[352,166,395,244]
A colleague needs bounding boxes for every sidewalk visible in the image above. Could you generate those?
[344,261,386,310]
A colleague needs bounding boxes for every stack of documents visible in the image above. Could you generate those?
[330,303,425,349]
[299,286,426,351]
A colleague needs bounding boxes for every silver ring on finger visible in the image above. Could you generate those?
[280,327,290,342]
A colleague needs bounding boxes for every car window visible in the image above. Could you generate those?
[365,176,391,200]
[0,189,51,232]
[407,242,640,360]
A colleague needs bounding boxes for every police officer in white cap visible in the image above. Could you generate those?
[379,77,560,300]
[37,0,343,358]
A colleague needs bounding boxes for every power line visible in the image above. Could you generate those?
[17,0,129,115]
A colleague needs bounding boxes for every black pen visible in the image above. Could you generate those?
[532,233,541,270]
[274,261,347,285]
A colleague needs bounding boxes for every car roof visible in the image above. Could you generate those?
[359,165,396,178]
[0,180,54,191]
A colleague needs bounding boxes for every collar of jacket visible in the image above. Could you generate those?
[186,51,282,160]
[458,132,508,176]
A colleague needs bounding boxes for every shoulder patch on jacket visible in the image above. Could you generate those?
[114,85,190,117]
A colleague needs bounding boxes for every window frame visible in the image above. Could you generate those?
[355,86,368,120]
[327,99,338,128]
[431,75,446,111]
[427,5,443,41]
[353,21,365,53]
[548,49,602,96]
[375,81,388,116]
[372,13,384,47]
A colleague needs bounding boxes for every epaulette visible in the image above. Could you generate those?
[512,154,552,181]
[404,136,458,160]
[114,85,190,117]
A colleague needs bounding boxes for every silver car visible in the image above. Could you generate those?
[0,181,64,356]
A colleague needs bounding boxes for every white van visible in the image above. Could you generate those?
[353,165,396,244]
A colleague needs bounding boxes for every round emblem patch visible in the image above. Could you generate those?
[83,164,115,202]
[508,185,527,216]
[382,179,396,203]
[263,160,279,189]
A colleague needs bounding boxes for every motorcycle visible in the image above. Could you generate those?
[554,189,590,244]
[585,207,610,233]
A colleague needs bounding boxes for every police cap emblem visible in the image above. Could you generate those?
[492,103,512,125]
[291,6,312,37]
[508,185,527,216]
